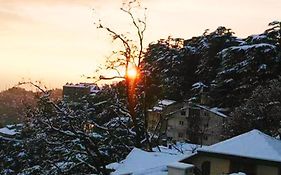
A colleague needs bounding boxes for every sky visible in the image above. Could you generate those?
[0,0,281,91]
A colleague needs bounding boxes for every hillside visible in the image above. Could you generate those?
[142,22,281,111]
[141,22,281,137]
[0,87,62,126]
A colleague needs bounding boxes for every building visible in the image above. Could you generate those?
[63,83,100,102]
[147,100,227,145]
[181,129,281,175]
[147,99,182,137]
[166,103,227,145]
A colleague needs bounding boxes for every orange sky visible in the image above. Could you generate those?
[0,0,281,91]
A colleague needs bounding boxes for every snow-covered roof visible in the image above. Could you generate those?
[0,127,18,136]
[152,142,205,155]
[64,83,100,93]
[198,129,281,163]
[150,99,177,112]
[196,105,228,118]
[167,162,193,169]
[158,100,176,106]
[153,106,163,111]
[109,147,187,175]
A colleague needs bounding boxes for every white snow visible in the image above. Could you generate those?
[196,105,228,118]
[229,172,246,175]
[158,100,176,106]
[0,127,18,136]
[258,64,267,71]
[249,34,267,41]
[153,142,205,155]
[167,162,193,169]
[109,143,203,175]
[151,99,176,112]
[110,148,185,175]
[192,82,208,90]
[64,83,100,93]
[184,46,197,54]
[219,43,276,59]
[198,129,281,163]
[153,106,163,111]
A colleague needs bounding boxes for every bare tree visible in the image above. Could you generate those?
[94,0,147,147]
[14,81,136,174]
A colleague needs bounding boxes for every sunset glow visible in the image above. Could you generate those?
[127,67,138,80]
[1,0,281,91]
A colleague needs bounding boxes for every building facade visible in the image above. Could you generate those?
[148,101,227,145]
[181,130,281,175]
[63,83,100,102]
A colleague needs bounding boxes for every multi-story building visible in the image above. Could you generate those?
[147,100,228,145]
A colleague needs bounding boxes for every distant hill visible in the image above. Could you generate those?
[0,87,62,126]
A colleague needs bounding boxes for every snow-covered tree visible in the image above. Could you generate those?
[226,78,281,138]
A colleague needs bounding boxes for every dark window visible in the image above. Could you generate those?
[189,108,200,117]
[201,161,211,175]
[230,160,256,175]
[179,121,184,125]
[181,110,186,116]
[178,132,184,138]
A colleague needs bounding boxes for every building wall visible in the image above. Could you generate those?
[200,112,225,145]
[166,106,225,145]
[189,155,230,175]
[167,112,188,141]
[256,165,279,175]
[147,103,183,133]
[168,168,188,175]
[185,154,280,175]
[63,86,90,102]
[147,102,226,145]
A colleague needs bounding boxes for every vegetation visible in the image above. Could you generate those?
[0,2,280,173]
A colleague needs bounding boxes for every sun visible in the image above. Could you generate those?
[127,67,138,79]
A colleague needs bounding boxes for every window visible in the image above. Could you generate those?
[204,112,209,117]
[179,121,184,126]
[201,161,211,175]
[181,110,186,116]
[178,132,184,138]
[230,160,256,175]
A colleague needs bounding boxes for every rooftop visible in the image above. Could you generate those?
[151,99,177,112]
[198,129,281,163]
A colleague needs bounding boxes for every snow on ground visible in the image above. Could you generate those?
[0,127,18,136]
[229,172,246,175]
[108,142,203,175]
